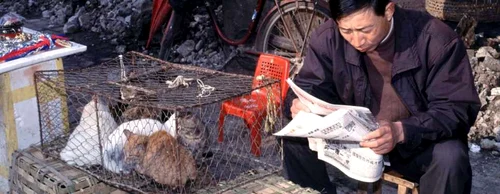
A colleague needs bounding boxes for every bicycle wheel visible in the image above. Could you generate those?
[255,0,331,58]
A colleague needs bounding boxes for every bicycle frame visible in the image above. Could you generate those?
[205,0,266,46]
[154,0,332,76]
[257,0,330,57]
[206,0,330,48]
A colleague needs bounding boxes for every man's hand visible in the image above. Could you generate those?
[290,98,311,118]
[360,120,405,154]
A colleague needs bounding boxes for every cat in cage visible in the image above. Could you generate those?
[59,96,210,177]
[171,111,211,160]
[102,117,169,173]
[58,96,169,171]
[102,109,210,174]
[121,106,211,159]
[123,129,198,187]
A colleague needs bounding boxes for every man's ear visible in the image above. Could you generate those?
[385,2,396,21]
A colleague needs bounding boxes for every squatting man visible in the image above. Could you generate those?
[282,0,480,194]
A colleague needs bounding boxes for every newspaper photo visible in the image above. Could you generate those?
[273,79,384,183]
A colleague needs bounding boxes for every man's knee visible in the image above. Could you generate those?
[419,140,472,194]
[282,137,310,154]
[431,139,470,171]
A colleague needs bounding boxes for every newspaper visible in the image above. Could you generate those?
[273,79,384,183]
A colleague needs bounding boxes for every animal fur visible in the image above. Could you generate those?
[121,106,163,122]
[123,129,197,187]
[170,111,210,158]
[102,118,168,174]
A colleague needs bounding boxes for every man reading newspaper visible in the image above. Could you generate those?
[275,79,386,183]
[281,1,481,194]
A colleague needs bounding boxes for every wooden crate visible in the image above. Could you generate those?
[357,170,419,194]
[8,146,119,194]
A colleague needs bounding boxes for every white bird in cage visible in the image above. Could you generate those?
[60,96,118,166]
[163,112,176,136]
[102,118,173,174]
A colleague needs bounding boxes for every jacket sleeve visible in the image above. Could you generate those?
[397,37,481,158]
[283,30,341,120]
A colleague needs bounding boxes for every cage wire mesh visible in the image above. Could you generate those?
[34,51,284,193]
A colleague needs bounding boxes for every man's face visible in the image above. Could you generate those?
[336,3,394,52]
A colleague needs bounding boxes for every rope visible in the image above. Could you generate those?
[264,83,278,134]
[165,75,195,88]
[119,55,127,81]
[165,75,215,97]
[197,79,215,98]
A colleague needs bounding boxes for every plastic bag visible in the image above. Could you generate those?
[0,12,26,27]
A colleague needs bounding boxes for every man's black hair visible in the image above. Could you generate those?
[329,0,391,20]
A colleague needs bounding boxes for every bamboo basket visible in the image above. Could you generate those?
[195,172,320,194]
[426,0,500,22]
[394,0,427,12]
[9,146,121,194]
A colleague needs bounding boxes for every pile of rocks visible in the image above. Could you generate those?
[468,37,500,153]
[1,0,236,69]
[1,0,152,51]
[163,6,238,70]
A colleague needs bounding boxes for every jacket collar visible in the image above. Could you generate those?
[344,7,421,76]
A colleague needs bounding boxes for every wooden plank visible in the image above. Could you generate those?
[397,185,407,194]
[383,173,417,189]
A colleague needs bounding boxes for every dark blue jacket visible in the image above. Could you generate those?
[285,7,481,158]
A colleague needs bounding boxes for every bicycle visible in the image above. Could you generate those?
[150,0,331,78]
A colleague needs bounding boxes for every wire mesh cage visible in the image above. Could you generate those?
[34,51,284,193]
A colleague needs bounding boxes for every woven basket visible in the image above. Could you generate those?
[9,146,121,194]
[195,172,320,194]
[394,0,427,12]
[426,0,500,22]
